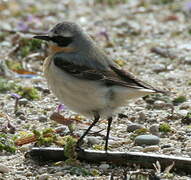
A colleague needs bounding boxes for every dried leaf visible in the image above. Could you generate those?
[50,112,74,126]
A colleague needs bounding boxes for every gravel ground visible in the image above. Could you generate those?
[0,0,191,179]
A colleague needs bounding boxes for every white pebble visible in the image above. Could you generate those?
[38,173,50,180]
[0,164,10,173]
[99,163,110,171]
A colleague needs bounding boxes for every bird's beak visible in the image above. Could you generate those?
[33,35,51,41]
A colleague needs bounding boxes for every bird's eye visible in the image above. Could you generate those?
[51,36,73,47]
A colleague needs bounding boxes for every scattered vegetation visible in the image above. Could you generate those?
[153,0,175,5]
[159,123,171,133]
[130,128,149,140]
[18,38,42,58]
[95,0,128,5]
[69,166,91,176]
[16,86,40,100]
[188,80,191,86]
[6,60,23,71]
[114,59,126,67]
[33,128,56,146]
[172,96,186,105]
[181,112,191,124]
[0,133,16,153]
[143,94,171,104]
[0,78,17,93]
[92,144,104,150]
[0,78,40,100]
[62,135,78,165]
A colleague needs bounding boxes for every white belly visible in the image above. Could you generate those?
[44,60,111,117]
[43,57,155,118]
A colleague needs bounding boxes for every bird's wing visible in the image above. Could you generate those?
[53,54,164,93]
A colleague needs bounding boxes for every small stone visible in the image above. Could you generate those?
[54,172,65,176]
[127,123,145,132]
[87,136,101,145]
[161,144,172,149]
[15,111,25,116]
[38,115,47,122]
[142,145,159,152]
[25,172,33,177]
[186,147,191,152]
[38,173,49,180]
[184,57,191,64]
[135,135,160,146]
[138,112,147,121]
[130,146,143,152]
[149,124,159,135]
[177,110,188,117]
[99,163,110,171]
[180,102,191,109]
[153,100,166,109]
[186,142,191,148]
[0,164,10,173]
[43,89,50,94]
[152,64,166,73]
[18,98,28,106]
[163,147,176,153]
[19,115,26,120]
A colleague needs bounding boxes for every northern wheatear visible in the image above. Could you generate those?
[34,21,165,151]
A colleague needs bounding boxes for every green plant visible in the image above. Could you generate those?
[130,128,149,140]
[95,0,128,5]
[159,123,171,133]
[19,38,42,57]
[33,128,56,146]
[16,86,40,100]
[172,96,186,105]
[0,78,17,93]
[0,133,16,153]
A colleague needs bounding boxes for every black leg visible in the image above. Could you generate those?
[105,117,113,151]
[76,112,100,148]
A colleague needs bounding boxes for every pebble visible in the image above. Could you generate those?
[138,112,147,121]
[0,164,10,173]
[38,115,48,122]
[153,100,166,109]
[161,144,172,149]
[99,163,110,171]
[127,123,145,132]
[135,135,160,146]
[87,136,101,145]
[149,124,159,135]
[18,98,28,106]
[38,173,50,180]
[54,171,65,176]
[179,102,191,109]
[186,142,191,148]
[130,146,143,152]
[152,64,166,73]
[19,115,26,120]
[186,147,191,152]
[177,110,188,117]
[142,145,160,152]
[15,111,25,116]
[162,147,176,153]
[184,57,191,64]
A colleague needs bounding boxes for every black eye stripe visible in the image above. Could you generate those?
[50,36,73,47]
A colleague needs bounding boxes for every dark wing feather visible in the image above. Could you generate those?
[54,56,165,93]
[109,65,165,92]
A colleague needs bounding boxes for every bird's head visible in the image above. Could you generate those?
[34,21,93,54]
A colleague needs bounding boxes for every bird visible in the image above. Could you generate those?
[33,21,166,151]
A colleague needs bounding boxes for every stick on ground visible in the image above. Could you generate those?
[27,147,191,174]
